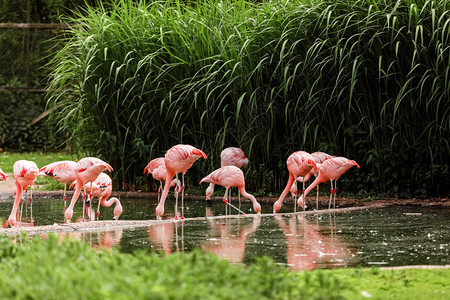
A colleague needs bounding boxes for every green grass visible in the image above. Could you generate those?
[0,234,447,299]
[331,267,449,299]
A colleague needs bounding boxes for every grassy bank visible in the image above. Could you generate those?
[0,235,447,299]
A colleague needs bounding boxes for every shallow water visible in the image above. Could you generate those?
[1,194,449,270]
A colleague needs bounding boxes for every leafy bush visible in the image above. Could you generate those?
[47,0,449,196]
[0,234,349,299]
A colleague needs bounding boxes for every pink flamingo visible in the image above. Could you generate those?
[39,160,77,208]
[297,157,360,209]
[155,144,207,220]
[206,147,249,211]
[80,172,122,220]
[144,157,181,204]
[8,160,39,227]
[220,147,249,212]
[220,147,249,168]
[292,151,334,209]
[65,157,113,223]
[273,151,317,213]
[200,166,261,214]
[0,168,7,181]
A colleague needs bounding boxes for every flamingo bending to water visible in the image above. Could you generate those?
[200,166,261,214]
[206,147,249,211]
[273,151,317,213]
[65,157,113,223]
[155,144,207,219]
[292,151,334,209]
[297,157,360,209]
[8,160,39,227]
[80,172,122,220]
[39,160,77,208]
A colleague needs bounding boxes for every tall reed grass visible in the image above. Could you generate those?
[47,0,449,196]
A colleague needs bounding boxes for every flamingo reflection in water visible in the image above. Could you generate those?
[201,207,261,264]
[148,222,176,255]
[275,214,357,271]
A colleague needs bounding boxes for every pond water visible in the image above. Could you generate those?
[0,194,449,270]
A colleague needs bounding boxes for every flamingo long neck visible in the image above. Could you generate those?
[238,185,257,206]
[278,172,295,203]
[67,181,83,212]
[10,183,23,219]
[300,176,325,201]
[100,196,117,208]
[159,171,175,207]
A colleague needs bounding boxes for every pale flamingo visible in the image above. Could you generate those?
[200,166,261,214]
[206,147,249,212]
[65,157,113,223]
[8,160,39,227]
[144,157,181,203]
[155,144,207,219]
[79,172,122,220]
[0,168,7,181]
[39,160,77,208]
[273,151,317,213]
[297,157,360,209]
[220,147,249,168]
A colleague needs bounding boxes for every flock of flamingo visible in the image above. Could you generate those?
[0,144,359,228]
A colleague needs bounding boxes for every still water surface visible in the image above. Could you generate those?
[1,194,448,270]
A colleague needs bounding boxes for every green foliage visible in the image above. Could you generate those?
[0,234,350,299]
[333,267,450,299]
[0,0,100,151]
[47,0,449,196]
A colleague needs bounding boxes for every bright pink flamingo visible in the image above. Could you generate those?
[144,157,181,204]
[297,157,360,209]
[8,160,39,227]
[65,157,113,223]
[81,172,122,220]
[39,160,77,208]
[200,166,261,214]
[155,144,207,220]
[273,151,317,213]
[0,169,7,181]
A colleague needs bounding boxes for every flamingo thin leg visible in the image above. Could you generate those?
[328,180,334,209]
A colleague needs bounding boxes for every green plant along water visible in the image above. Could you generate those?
[1,196,448,270]
[47,0,449,197]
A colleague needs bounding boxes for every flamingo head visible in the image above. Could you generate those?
[273,201,282,213]
[112,198,123,220]
[253,202,262,214]
[297,196,306,209]
[155,203,164,219]
[65,207,74,222]
[205,183,214,200]
[192,149,207,159]
[350,160,360,169]
[242,158,249,168]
